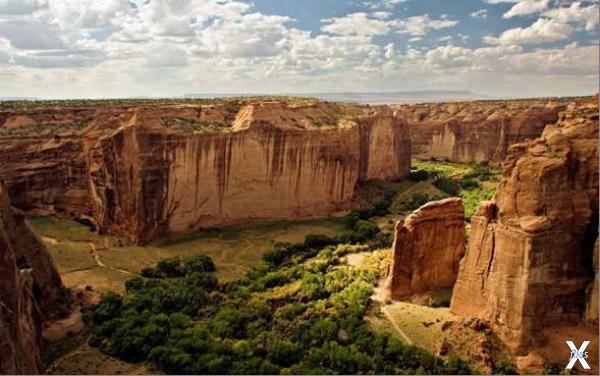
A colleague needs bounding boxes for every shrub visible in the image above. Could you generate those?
[408,169,430,181]
[157,258,186,278]
[92,292,122,324]
[401,192,431,211]
[368,232,393,249]
[263,243,294,266]
[494,360,517,375]
[304,234,335,248]
[433,176,460,196]
[184,255,216,273]
[266,337,303,367]
[257,271,291,289]
[353,220,380,241]
[464,164,493,181]
[125,276,145,292]
[140,266,163,278]
[459,178,480,190]
[309,318,338,345]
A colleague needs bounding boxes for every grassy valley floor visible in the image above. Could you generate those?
[30,217,348,293]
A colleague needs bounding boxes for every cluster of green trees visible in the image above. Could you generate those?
[408,163,495,195]
[90,199,472,374]
[403,163,499,217]
[91,241,471,374]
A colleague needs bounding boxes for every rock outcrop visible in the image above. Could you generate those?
[0,179,65,374]
[585,240,599,323]
[384,197,465,299]
[450,98,599,349]
[392,97,589,164]
[0,99,411,244]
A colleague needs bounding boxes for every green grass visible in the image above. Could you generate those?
[389,180,446,213]
[379,302,454,350]
[459,183,497,220]
[401,160,500,220]
[28,217,349,293]
[412,160,472,179]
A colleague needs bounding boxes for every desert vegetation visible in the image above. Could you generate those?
[398,160,500,219]
[89,203,472,374]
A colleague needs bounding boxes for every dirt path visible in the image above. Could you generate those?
[87,242,132,275]
[371,284,414,345]
[88,242,105,267]
[381,305,414,345]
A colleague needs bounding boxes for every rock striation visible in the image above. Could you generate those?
[0,99,411,244]
[384,197,465,299]
[0,179,66,374]
[392,97,590,164]
[450,98,599,349]
[585,240,598,323]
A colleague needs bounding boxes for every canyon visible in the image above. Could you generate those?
[392,97,581,164]
[0,99,411,244]
[0,179,66,374]
[1,97,590,244]
[0,95,597,373]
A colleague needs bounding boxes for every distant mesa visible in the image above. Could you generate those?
[182,90,486,104]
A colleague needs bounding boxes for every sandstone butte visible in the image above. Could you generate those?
[383,197,465,299]
[0,99,411,244]
[0,179,66,374]
[450,97,599,350]
[392,96,589,164]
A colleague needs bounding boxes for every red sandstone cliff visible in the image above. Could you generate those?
[384,197,465,299]
[392,97,583,164]
[0,99,411,244]
[450,98,599,349]
[0,180,65,374]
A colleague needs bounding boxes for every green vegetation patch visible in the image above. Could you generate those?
[396,161,501,220]
[0,120,88,137]
[28,216,350,293]
[90,214,471,374]
[160,117,224,133]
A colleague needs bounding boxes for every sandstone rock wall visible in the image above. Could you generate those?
[384,197,465,299]
[450,98,599,349]
[0,180,65,374]
[0,100,411,244]
[393,98,579,164]
[585,240,599,323]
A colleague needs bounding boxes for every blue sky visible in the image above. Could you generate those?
[0,0,597,98]
[249,0,597,51]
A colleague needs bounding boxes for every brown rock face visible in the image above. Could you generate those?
[392,97,587,164]
[585,240,599,323]
[384,197,465,299]
[0,180,65,374]
[0,100,411,244]
[450,98,599,349]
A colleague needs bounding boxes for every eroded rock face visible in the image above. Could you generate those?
[384,197,465,299]
[585,240,599,323]
[0,180,65,374]
[392,97,587,164]
[450,98,599,349]
[0,100,411,244]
